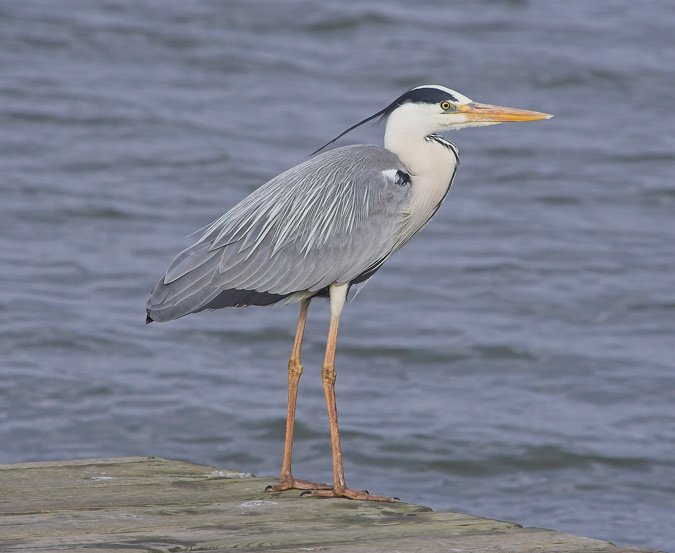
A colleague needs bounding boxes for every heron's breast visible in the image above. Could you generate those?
[406,158,455,231]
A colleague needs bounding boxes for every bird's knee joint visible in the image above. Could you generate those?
[288,358,303,378]
[321,365,336,385]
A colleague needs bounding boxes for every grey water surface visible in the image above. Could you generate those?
[1,1,674,551]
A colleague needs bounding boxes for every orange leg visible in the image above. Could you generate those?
[303,284,397,502]
[266,299,331,492]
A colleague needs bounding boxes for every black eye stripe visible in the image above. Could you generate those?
[372,87,459,123]
[395,88,458,106]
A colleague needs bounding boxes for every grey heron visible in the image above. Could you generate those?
[146,85,552,501]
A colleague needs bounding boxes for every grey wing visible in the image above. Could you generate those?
[146,144,412,322]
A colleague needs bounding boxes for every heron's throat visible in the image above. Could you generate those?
[384,124,458,233]
[383,107,454,174]
[384,122,457,181]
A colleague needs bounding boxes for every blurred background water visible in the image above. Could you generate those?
[1,1,674,550]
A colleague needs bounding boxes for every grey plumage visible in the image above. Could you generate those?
[146,144,442,323]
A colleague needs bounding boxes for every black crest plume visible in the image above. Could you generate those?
[310,86,458,156]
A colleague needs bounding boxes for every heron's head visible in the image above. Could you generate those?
[312,85,552,154]
[383,85,552,135]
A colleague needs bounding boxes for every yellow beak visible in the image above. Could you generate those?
[458,102,553,122]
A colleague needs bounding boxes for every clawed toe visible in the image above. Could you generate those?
[265,478,332,492]
[301,486,398,502]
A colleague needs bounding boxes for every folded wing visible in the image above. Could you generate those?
[146,144,412,322]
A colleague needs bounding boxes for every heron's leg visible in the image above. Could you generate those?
[304,284,396,502]
[266,299,331,492]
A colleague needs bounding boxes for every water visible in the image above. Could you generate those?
[1,1,674,550]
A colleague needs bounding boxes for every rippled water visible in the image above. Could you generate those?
[1,2,674,551]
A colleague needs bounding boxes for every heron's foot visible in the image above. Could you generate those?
[265,478,332,492]
[300,487,398,502]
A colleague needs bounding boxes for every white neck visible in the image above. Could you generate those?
[384,104,434,164]
[383,105,458,235]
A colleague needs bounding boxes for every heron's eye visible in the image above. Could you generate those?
[440,101,451,111]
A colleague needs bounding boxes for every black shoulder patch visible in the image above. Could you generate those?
[395,170,411,186]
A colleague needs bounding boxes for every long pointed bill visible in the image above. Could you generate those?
[459,102,553,122]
